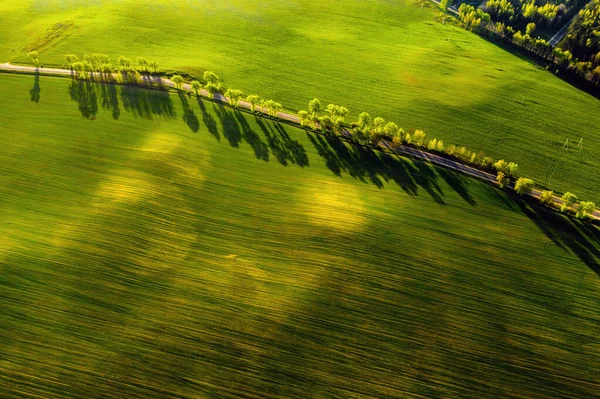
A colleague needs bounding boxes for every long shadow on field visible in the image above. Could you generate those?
[120,84,175,120]
[516,197,600,277]
[178,92,199,133]
[69,79,98,119]
[437,168,476,206]
[234,111,269,161]
[214,104,242,147]
[66,78,175,120]
[256,118,309,167]
[197,98,220,142]
[30,69,40,103]
[99,83,120,120]
[307,132,445,204]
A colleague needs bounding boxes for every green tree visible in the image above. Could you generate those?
[246,95,260,112]
[28,51,39,66]
[117,56,132,71]
[440,0,451,11]
[539,190,554,205]
[298,110,310,127]
[494,159,508,174]
[413,129,426,146]
[526,22,536,36]
[148,61,159,73]
[496,172,509,188]
[319,115,333,133]
[203,71,220,86]
[383,122,399,138]
[191,80,202,96]
[436,140,445,152]
[308,98,322,116]
[514,177,534,195]
[427,138,438,151]
[272,102,283,117]
[136,57,149,72]
[66,54,78,69]
[405,132,412,144]
[560,192,578,213]
[225,89,243,106]
[507,162,518,176]
[171,74,184,90]
[356,112,371,133]
[576,201,596,219]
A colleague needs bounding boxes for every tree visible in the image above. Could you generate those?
[308,98,322,116]
[526,22,536,36]
[514,177,534,195]
[494,159,508,174]
[148,61,159,73]
[191,80,202,96]
[203,71,220,86]
[246,95,260,112]
[507,162,518,177]
[427,138,438,151]
[66,54,78,69]
[118,56,132,71]
[356,112,371,133]
[298,110,310,127]
[171,74,184,90]
[539,190,554,205]
[28,51,39,66]
[383,122,399,138]
[205,83,220,98]
[319,115,333,133]
[405,132,412,144]
[440,0,451,11]
[496,172,509,188]
[136,57,149,72]
[560,192,578,213]
[225,89,243,106]
[272,102,283,117]
[413,130,426,146]
[576,201,596,219]
[436,140,445,152]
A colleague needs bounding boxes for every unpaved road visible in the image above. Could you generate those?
[1,62,597,221]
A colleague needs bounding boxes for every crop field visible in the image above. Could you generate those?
[2,0,600,202]
[1,73,600,398]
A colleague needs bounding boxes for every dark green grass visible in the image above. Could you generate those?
[1,74,600,398]
[1,0,600,201]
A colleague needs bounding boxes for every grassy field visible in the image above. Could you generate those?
[2,73,600,398]
[1,0,600,202]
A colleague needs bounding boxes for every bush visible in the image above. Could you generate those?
[514,177,534,195]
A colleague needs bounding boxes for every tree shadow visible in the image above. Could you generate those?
[214,104,242,148]
[437,167,476,206]
[29,69,40,103]
[99,84,120,120]
[120,85,175,120]
[234,111,269,162]
[515,197,600,277]
[306,133,447,204]
[69,79,98,119]
[178,92,199,133]
[255,118,309,167]
[197,98,220,142]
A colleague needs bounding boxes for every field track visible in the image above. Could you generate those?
[1,62,597,221]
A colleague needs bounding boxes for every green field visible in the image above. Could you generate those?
[2,73,600,398]
[1,0,600,202]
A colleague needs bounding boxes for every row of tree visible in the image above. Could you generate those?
[65,54,159,74]
[455,2,600,85]
[73,60,596,221]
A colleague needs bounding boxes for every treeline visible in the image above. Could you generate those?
[454,1,600,86]
[481,0,586,32]
[559,0,600,75]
